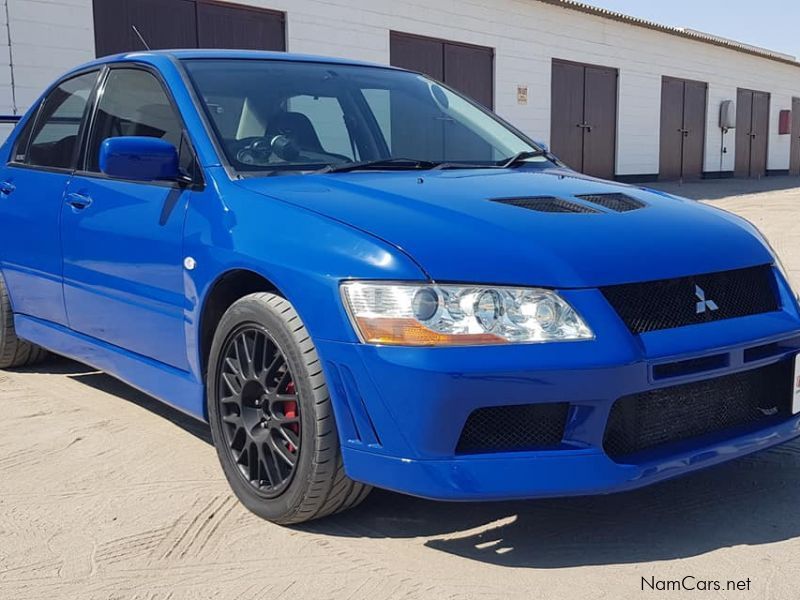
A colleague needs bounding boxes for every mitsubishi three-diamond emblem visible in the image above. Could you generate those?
[695,285,718,314]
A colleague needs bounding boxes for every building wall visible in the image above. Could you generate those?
[3,0,800,177]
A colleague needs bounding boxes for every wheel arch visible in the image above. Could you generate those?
[198,268,284,383]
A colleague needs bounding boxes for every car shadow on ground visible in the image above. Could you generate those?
[307,442,800,568]
[17,356,800,569]
[648,175,800,201]
[14,355,212,444]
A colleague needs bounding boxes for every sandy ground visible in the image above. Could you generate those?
[2,177,800,600]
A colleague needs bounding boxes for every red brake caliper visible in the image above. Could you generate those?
[284,381,299,453]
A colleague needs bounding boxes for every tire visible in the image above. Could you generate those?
[207,292,371,524]
[0,272,49,369]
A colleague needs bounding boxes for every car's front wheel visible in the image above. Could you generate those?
[207,292,371,524]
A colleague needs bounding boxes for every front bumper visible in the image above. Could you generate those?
[317,283,800,501]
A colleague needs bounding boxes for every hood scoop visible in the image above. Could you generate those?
[575,193,646,213]
[493,196,599,214]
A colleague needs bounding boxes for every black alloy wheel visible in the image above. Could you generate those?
[217,325,301,497]
[207,292,371,524]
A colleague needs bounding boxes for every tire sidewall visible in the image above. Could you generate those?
[207,295,325,522]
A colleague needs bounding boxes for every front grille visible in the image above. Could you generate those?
[575,192,645,212]
[604,360,793,460]
[493,196,598,214]
[456,403,569,454]
[602,265,779,334]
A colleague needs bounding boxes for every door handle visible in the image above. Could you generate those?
[65,192,93,211]
[0,180,15,197]
[576,123,592,132]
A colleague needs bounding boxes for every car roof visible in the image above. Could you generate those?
[69,49,400,74]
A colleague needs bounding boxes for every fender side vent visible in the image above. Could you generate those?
[493,196,599,214]
[575,192,645,212]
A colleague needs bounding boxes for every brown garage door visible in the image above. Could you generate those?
[550,59,618,180]
[390,32,494,109]
[659,76,708,181]
[93,0,286,57]
[735,88,770,178]
[791,97,800,176]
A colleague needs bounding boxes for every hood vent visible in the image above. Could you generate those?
[575,193,645,212]
[493,196,599,214]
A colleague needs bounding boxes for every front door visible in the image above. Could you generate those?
[61,66,194,371]
[0,71,99,325]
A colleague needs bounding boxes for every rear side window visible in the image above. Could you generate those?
[86,68,185,173]
[24,71,98,169]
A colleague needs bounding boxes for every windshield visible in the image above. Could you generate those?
[182,59,544,174]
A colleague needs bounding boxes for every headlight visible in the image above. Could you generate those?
[341,282,594,346]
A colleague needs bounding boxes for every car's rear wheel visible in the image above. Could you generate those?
[0,272,49,369]
[207,292,371,524]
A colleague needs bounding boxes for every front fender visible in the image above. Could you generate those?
[182,168,427,380]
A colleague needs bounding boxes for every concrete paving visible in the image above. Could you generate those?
[2,177,800,600]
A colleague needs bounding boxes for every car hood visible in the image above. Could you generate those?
[236,167,773,288]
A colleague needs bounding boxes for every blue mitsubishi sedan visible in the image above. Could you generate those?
[1,50,799,524]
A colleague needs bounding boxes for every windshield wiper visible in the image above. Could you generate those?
[500,149,546,168]
[315,158,438,174]
[431,162,502,170]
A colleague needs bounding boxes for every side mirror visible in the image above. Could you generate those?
[534,139,549,153]
[99,136,180,182]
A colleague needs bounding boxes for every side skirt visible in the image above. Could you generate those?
[15,314,207,420]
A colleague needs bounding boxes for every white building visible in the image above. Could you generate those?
[2,0,800,181]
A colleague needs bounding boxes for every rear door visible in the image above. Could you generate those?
[0,71,99,325]
[61,66,197,370]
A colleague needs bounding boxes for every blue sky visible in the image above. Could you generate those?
[584,1,800,59]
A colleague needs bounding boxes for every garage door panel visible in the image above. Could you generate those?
[443,44,494,109]
[582,65,617,180]
[550,60,585,173]
[390,33,494,111]
[751,91,770,178]
[390,33,444,82]
[94,0,285,58]
[94,0,198,57]
[681,80,707,180]
[735,89,754,177]
[791,97,800,176]
[197,2,285,51]
[659,77,684,181]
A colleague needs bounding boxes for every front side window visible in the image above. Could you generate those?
[183,59,542,174]
[25,71,98,169]
[86,68,186,173]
